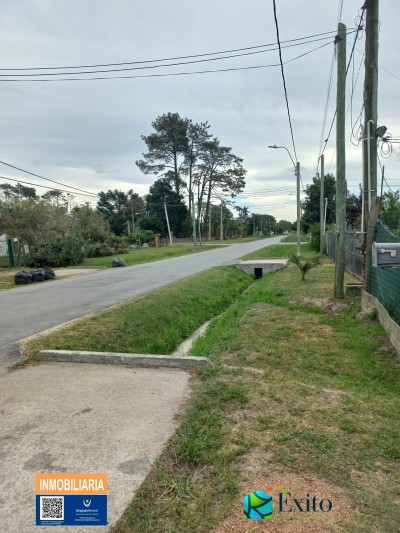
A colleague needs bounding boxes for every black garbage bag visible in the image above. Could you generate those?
[43,267,56,280]
[112,257,126,268]
[14,271,33,285]
[29,270,46,282]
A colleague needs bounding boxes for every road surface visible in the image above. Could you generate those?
[0,237,282,366]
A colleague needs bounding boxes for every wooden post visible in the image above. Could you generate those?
[320,154,325,254]
[334,23,347,299]
[364,197,381,291]
[363,0,379,227]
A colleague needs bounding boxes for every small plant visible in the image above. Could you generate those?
[288,254,320,280]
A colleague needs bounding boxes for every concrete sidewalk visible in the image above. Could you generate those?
[0,362,191,532]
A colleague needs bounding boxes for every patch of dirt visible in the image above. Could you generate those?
[289,297,351,313]
[215,451,356,532]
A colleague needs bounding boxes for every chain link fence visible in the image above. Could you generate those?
[368,218,400,324]
[326,228,364,280]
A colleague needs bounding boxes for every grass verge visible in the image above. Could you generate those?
[280,233,310,243]
[21,267,252,362]
[112,262,400,532]
[242,242,317,259]
[82,244,222,268]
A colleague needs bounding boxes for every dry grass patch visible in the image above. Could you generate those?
[215,467,356,533]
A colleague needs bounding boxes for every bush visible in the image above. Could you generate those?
[27,235,85,267]
[85,242,114,258]
[288,254,320,281]
[126,230,155,246]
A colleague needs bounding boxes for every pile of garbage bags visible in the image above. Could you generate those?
[14,268,56,285]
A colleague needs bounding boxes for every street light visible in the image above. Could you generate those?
[268,145,301,257]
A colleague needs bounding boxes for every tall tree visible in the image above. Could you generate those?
[194,138,246,233]
[136,112,189,196]
[302,174,336,232]
[380,190,400,231]
[182,121,211,218]
[97,189,135,235]
[0,182,37,200]
[42,189,67,207]
[141,177,189,237]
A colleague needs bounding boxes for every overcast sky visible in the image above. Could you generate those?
[1,0,399,222]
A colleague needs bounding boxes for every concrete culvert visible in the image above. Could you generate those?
[254,267,263,279]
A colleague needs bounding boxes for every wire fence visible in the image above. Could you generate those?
[368,218,400,324]
[0,236,9,267]
[326,228,364,280]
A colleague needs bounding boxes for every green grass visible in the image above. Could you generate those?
[280,233,310,243]
[22,267,252,361]
[112,262,400,533]
[81,244,222,268]
[242,242,316,259]
[0,270,17,289]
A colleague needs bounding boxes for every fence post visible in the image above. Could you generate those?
[364,197,381,290]
[7,239,15,268]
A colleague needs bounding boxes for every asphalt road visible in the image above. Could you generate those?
[0,237,282,366]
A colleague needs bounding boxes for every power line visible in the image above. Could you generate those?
[0,35,342,78]
[321,3,366,158]
[0,42,333,83]
[0,160,98,197]
[272,0,298,165]
[0,175,97,198]
[0,30,344,71]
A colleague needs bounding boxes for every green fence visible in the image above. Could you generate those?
[368,218,400,324]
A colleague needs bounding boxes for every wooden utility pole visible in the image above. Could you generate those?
[296,162,301,257]
[164,196,173,245]
[334,23,347,299]
[319,154,325,254]
[192,191,197,245]
[363,0,379,228]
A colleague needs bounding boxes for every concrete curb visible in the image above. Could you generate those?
[37,349,211,369]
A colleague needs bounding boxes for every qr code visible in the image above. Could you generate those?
[40,496,64,520]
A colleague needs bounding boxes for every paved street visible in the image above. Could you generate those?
[0,237,281,366]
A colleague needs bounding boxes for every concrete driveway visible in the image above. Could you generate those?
[0,362,190,532]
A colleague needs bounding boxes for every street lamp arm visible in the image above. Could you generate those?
[268,144,296,170]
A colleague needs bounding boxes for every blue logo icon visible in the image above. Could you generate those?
[243,490,272,519]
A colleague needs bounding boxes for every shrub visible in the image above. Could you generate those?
[288,253,320,281]
[126,230,155,246]
[85,242,114,258]
[27,235,85,267]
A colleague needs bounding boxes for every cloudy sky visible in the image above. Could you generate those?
[1,0,399,222]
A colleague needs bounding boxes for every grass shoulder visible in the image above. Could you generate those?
[82,244,223,268]
[113,260,400,532]
[21,266,252,364]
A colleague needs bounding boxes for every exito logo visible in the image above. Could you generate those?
[244,486,333,520]
[243,490,274,520]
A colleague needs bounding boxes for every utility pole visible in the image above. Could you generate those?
[319,154,325,254]
[334,22,347,299]
[164,196,173,245]
[208,204,212,242]
[131,198,135,234]
[192,192,197,246]
[220,200,223,241]
[363,0,379,229]
[296,162,301,257]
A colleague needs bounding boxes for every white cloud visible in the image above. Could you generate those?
[1,0,400,220]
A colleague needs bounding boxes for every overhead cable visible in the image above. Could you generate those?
[0,160,98,196]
